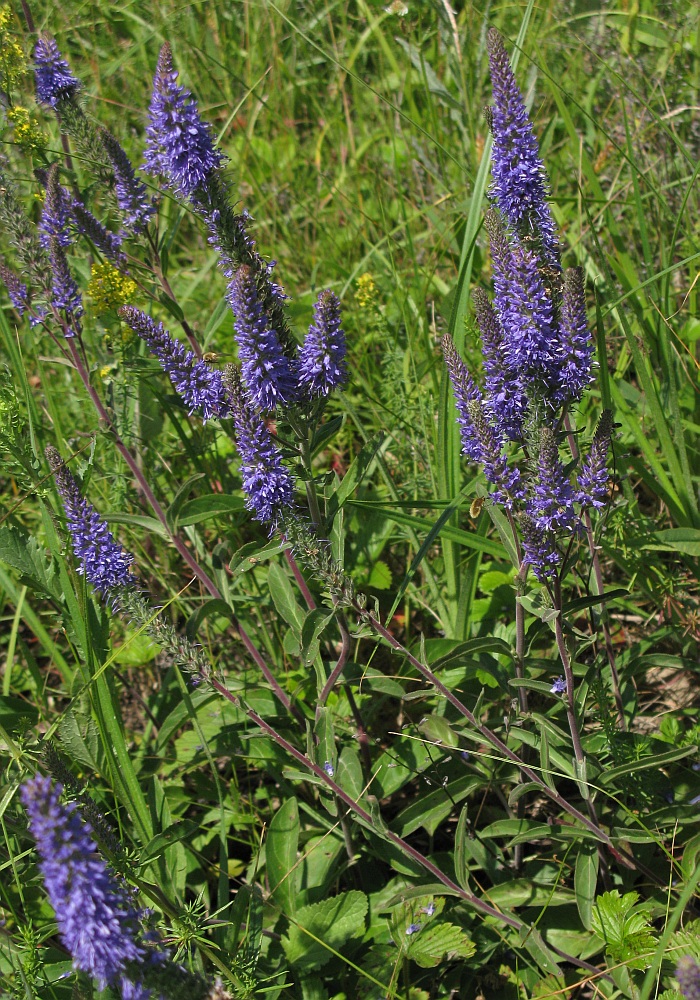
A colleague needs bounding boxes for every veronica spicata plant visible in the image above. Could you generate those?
[443,28,614,765]
[1,11,696,1000]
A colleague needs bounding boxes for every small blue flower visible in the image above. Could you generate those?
[442,333,482,463]
[578,410,613,510]
[550,676,566,695]
[676,955,700,1000]
[0,260,29,315]
[530,427,576,534]
[48,237,83,336]
[227,265,297,411]
[297,290,347,399]
[143,43,223,199]
[486,28,560,268]
[225,366,295,527]
[21,776,154,996]
[46,446,135,595]
[421,902,436,917]
[119,307,230,422]
[34,36,81,107]
[100,129,155,235]
[406,923,422,935]
[323,761,334,777]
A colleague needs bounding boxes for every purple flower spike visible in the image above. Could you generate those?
[227,264,297,411]
[143,42,224,199]
[467,398,523,507]
[34,36,81,107]
[555,267,594,405]
[40,165,72,250]
[677,955,700,1000]
[119,306,230,422]
[48,237,83,336]
[21,776,163,999]
[100,129,155,234]
[473,287,527,440]
[530,427,576,533]
[519,514,559,583]
[0,260,29,315]
[486,28,560,267]
[442,332,482,462]
[224,366,295,527]
[578,410,613,509]
[298,290,347,399]
[46,446,135,594]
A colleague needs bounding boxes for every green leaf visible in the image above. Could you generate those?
[185,598,236,643]
[454,805,470,890]
[518,925,562,977]
[142,820,199,861]
[300,609,334,666]
[367,559,392,590]
[58,710,103,773]
[575,843,599,931]
[267,563,305,635]
[405,922,475,969]
[164,472,205,533]
[282,891,368,969]
[591,890,657,969]
[651,528,700,556]
[335,747,364,803]
[104,513,168,538]
[266,798,299,918]
[311,415,344,456]
[113,630,161,666]
[0,524,59,598]
[598,745,697,785]
[417,713,460,749]
[176,493,246,527]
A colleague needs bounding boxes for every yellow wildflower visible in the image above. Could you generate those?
[355,272,378,310]
[87,263,137,315]
[7,107,47,153]
[0,7,26,89]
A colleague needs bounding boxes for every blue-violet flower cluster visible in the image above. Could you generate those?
[119,306,230,422]
[143,42,224,200]
[34,35,81,107]
[46,445,135,595]
[21,775,156,999]
[443,30,611,583]
[224,365,295,527]
[297,290,348,399]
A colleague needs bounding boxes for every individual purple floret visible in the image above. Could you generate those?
[143,42,224,199]
[227,265,297,411]
[578,410,613,509]
[46,446,135,594]
[297,290,347,399]
[39,165,72,250]
[550,676,566,695]
[530,427,576,533]
[0,260,29,315]
[100,129,155,234]
[224,366,295,527]
[48,237,83,336]
[119,306,230,422]
[555,267,594,405]
[486,28,560,268]
[34,35,81,107]
[677,955,700,1000]
[442,332,482,462]
[21,775,151,997]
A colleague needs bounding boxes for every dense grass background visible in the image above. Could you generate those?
[1,1,699,997]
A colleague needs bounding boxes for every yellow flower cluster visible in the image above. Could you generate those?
[0,6,26,90]
[354,272,378,310]
[87,263,137,315]
[7,107,47,153]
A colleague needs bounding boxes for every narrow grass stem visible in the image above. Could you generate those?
[65,339,298,720]
[317,610,352,712]
[552,589,585,766]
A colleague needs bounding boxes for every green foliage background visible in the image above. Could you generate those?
[0,1,699,998]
